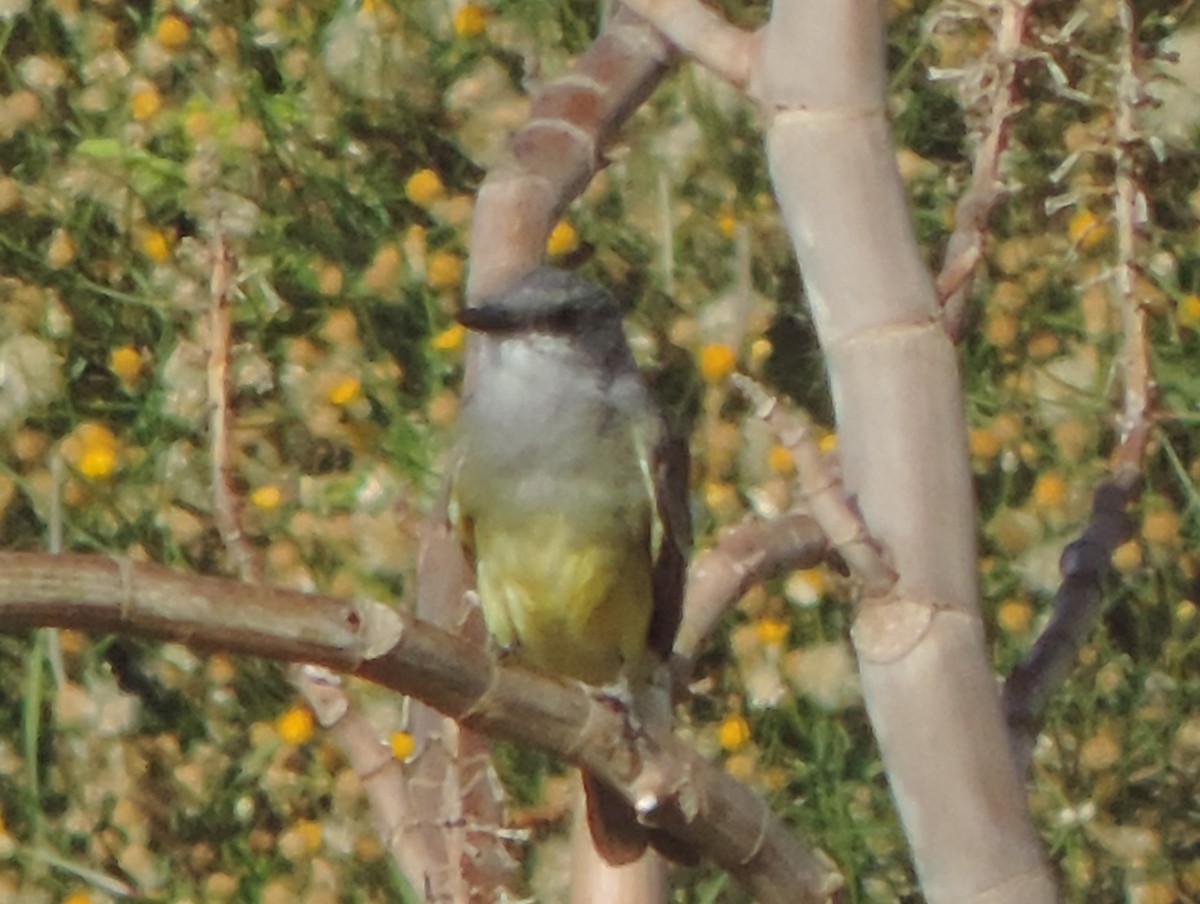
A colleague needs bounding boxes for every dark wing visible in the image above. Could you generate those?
[646,421,691,661]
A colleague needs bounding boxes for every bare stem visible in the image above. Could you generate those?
[731,375,895,595]
[1001,481,1134,774]
[937,0,1035,338]
[676,511,828,663]
[1110,0,1155,480]
[206,235,257,582]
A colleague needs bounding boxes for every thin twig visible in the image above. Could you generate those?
[1002,481,1133,774]
[675,512,827,663]
[937,0,1034,338]
[731,375,896,595]
[207,234,257,582]
[1003,3,1154,775]
[1110,0,1155,480]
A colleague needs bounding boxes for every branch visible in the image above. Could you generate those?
[935,0,1035,338]
[676,512,828,663]
[0,553,842,904]
[1004,0,1153,778]
[731,375,896,596]
[467,5,674,301]
[618,0,758,89]
[1110,0,1155,479]
[206,234,257,582]
[1002,481,1133,773]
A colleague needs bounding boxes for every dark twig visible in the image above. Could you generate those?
[1002,480,1134,774]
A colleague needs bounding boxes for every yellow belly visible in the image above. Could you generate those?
[471,511,652,686]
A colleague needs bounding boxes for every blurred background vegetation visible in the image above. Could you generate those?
[0,0,1196,901]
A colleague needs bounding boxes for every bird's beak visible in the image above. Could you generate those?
[456,303,520,334]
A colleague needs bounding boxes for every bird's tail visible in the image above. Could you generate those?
[582,770,695,866]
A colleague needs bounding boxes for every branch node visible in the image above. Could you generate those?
[850,593,941,664]
[113,555,135,621]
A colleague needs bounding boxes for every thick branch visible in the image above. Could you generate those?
[0,553,841,904]
[467,6,674,301]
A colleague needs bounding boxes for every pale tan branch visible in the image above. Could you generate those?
[405,505,516,902]
[206,235,257,582]
[676,512,828,663]
[466,6,674,301]
[0,552,840,904]
[758,1,1056,898]
[1110,0,1155,480]
[731,375,895,596]
[618,0,757,88]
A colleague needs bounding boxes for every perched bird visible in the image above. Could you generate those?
[449,266,690,864]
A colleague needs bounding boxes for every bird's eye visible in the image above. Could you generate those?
[535,304,582,333]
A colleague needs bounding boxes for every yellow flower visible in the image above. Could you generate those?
[968,426,1001,461]
[405,169,445,207]
[156,14,190,49]
[1142,509,1181,548]
[817,432,837,455]
[996,598,1033,634]
[295,818,322,852]
[767,443,795,475]
[276,706,314,745]
[748,337,772,368]
[1179,293,1200,329]
[755,617,789,646]
[390,731,415,760]
[109,345,142,388]
[130,86,163,121]
[703,480,739,521]
[546,220,579,257]
[431,323,465,352]
[1111,539,1141,573]
[1031,471,1067,512]
[61,893,92,904]
[985,311,1018,349]
[698,343,736,383]
[327,376,362,406]
[717,210,737,237]
[1177,600,1197,624]
[717,714,751,751]
[1068,208,1108,250]
[67,423,120,480]
[1027,331,1059,361]
[139,227,171,262]
[454,3,489,37]
[427,250,462,290]
[250,485,283,510]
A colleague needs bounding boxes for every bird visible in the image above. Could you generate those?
[448,266,691,864]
